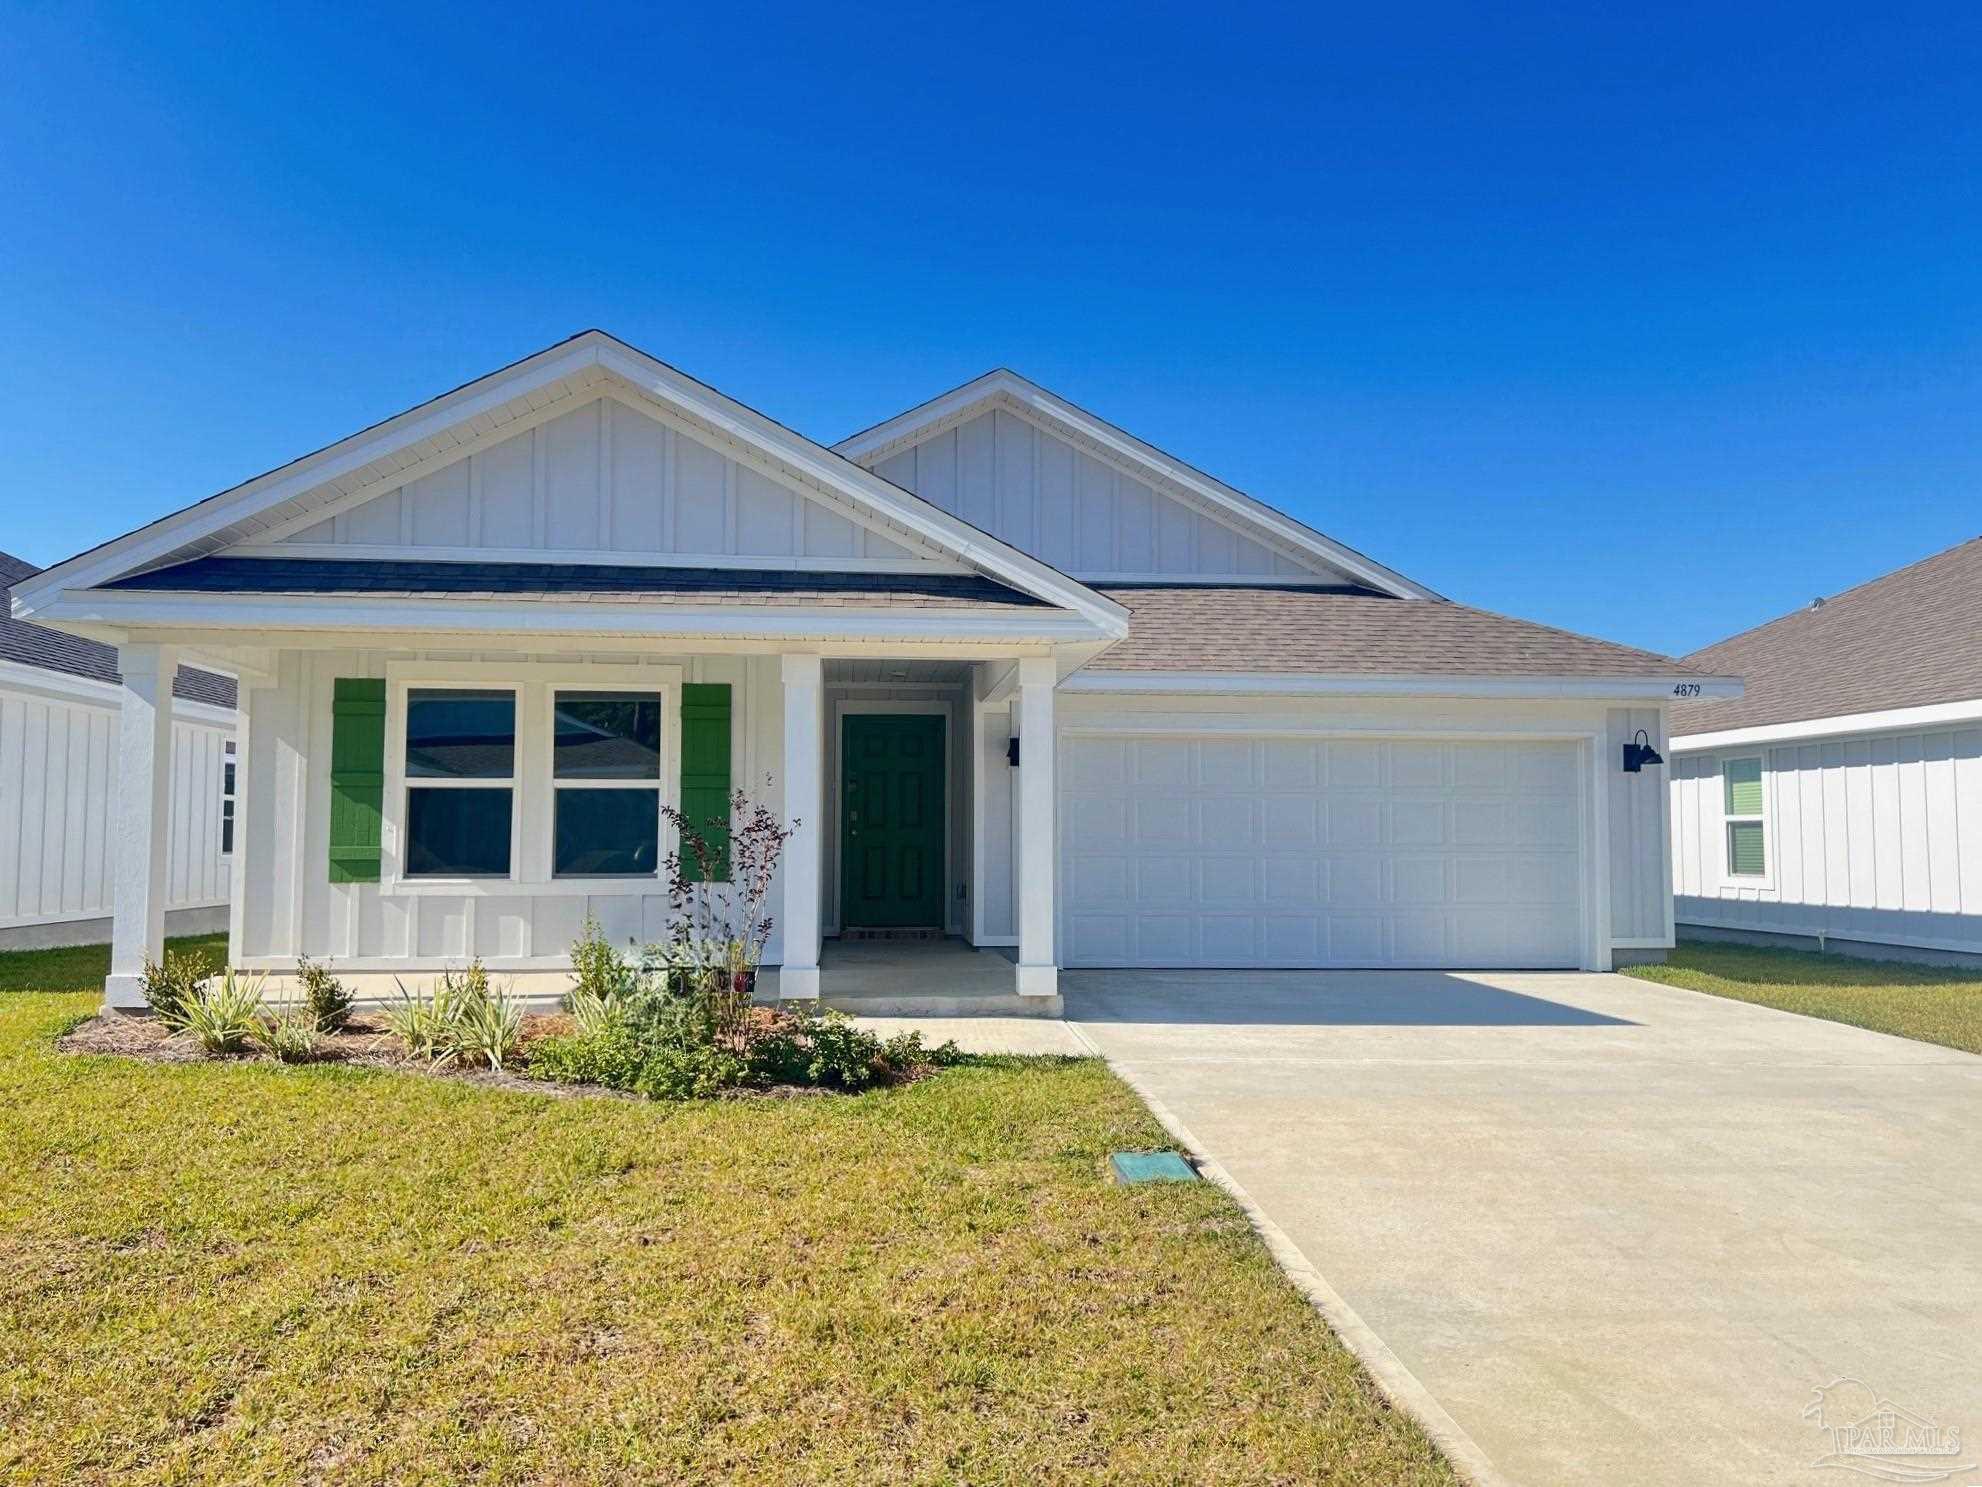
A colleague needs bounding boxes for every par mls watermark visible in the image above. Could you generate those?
[1805,1377,1973,1483]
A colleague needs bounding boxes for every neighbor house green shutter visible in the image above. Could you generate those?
[679,683,732,882]
[328,678,386,883]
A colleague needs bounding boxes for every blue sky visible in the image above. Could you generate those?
[2,3,1977,656]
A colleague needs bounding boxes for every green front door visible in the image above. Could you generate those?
[841,714,946,929]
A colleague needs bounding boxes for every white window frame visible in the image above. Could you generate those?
[380,661,682,896]
[550,683,671,881]
[1718,751,1773,890]
[398,682,522,882]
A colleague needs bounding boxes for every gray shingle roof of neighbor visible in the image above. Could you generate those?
[1670,535,1982,735]
[1087,585,1708,678]
[1,552,237,709]
[102,557,1052,609]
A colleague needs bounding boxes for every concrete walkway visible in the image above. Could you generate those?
[1058,970,1982,1487]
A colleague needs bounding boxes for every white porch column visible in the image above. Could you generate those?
[1015,656,1058,999]
[779,653,825,1000]
[104,644,179,1011]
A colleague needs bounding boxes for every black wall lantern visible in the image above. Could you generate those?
[1621,729,1664,774]
[1007,736,1020,767]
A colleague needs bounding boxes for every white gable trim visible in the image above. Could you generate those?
[1671,696,1982,752]
[835,370,1440,601]
[14,333,1128,639]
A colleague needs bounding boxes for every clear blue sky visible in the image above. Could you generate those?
[3,3,1977,656]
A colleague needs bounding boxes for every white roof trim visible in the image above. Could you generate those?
[1061,669,1744,701]
[1671,695,1982,752]
[27,588,1110,645]
[834,369,1442,602]
[13,333,1128,639]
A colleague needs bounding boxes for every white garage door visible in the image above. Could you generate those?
[1061,733,1586,969]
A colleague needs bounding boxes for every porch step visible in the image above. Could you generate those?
[822,989,1065,1019]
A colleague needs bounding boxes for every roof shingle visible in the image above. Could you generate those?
[102,557,1051,609]
[2,552,236,709]
[1671,537,1982,735]
[1089,585,1704,679]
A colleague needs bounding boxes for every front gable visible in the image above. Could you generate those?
[251,394,949,571]
[14,333,1128,639]
[837,371,1439,599]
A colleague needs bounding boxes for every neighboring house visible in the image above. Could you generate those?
[1669,537,1982,962]
[0,553,237,949]
[8,332,1735,1009]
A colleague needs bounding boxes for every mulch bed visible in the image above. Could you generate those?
[53,1012,855,1100]
[54,1011,636,1099]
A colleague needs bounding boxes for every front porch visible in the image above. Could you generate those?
[92,642,1069,1013]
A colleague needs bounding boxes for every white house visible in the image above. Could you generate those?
[1670,537,1982,963]
[7,332,1736,1010]
[1,553,236,949]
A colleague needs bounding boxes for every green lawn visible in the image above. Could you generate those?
[0,947,1451,1485]
[1622,940,1982,1054]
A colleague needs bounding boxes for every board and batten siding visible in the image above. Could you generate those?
[0,683,232,929]
[865,407,1341,582]
[235,648,784,973]
[1672,726,1982,955]
[270,396,945,567]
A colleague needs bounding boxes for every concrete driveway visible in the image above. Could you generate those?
[1063,969,1982,1487]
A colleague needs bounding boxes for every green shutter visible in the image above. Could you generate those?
[1726,821,1766,877]
[328,678,386,883]
[1724,757,1764,817]
[679,683,732,882]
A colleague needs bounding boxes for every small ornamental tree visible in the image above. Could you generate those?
[659,780,794,1041]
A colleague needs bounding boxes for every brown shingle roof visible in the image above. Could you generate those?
[1089,585,1703,678]
[1671,536,1982,735]
[2,552,236,709]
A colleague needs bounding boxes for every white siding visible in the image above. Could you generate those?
[1606,707,1671,944]
[869,407,1348,582]
[271,398,942,567]
[0,681,233,928]
[1672,726,1982,954]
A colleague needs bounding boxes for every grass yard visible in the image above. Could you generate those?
[1622,940,1982,1055]
[0,945,1451,1486]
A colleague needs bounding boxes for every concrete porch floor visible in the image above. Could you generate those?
[803,938,1064,1017]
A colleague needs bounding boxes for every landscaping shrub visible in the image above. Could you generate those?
[176,968,268,1054]
[295,955,353,1032]
[139,950,212,1028]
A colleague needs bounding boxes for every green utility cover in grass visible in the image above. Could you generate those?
[1111,1151,1198,1184]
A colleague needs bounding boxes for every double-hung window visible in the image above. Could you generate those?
[1722,755,1767,881]
[553,690,663,877]
[404,688,516,877]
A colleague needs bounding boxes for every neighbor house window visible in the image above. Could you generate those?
[553,690,662,877]
[404,688,515,877]
[1723,755,1766,879]
[221,741,236,854]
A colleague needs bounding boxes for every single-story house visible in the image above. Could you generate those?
[9,331,1737,1011]
[1670,536,1982,963]
[1,552,237,949]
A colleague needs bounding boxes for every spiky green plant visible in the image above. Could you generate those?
[176,968,268,1055]
[249,1003,322,1064]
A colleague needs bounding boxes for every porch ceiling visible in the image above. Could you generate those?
[824,659,974,685]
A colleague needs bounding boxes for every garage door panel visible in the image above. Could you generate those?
[1263,797,1321,846]
[1062,734,1585,969]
